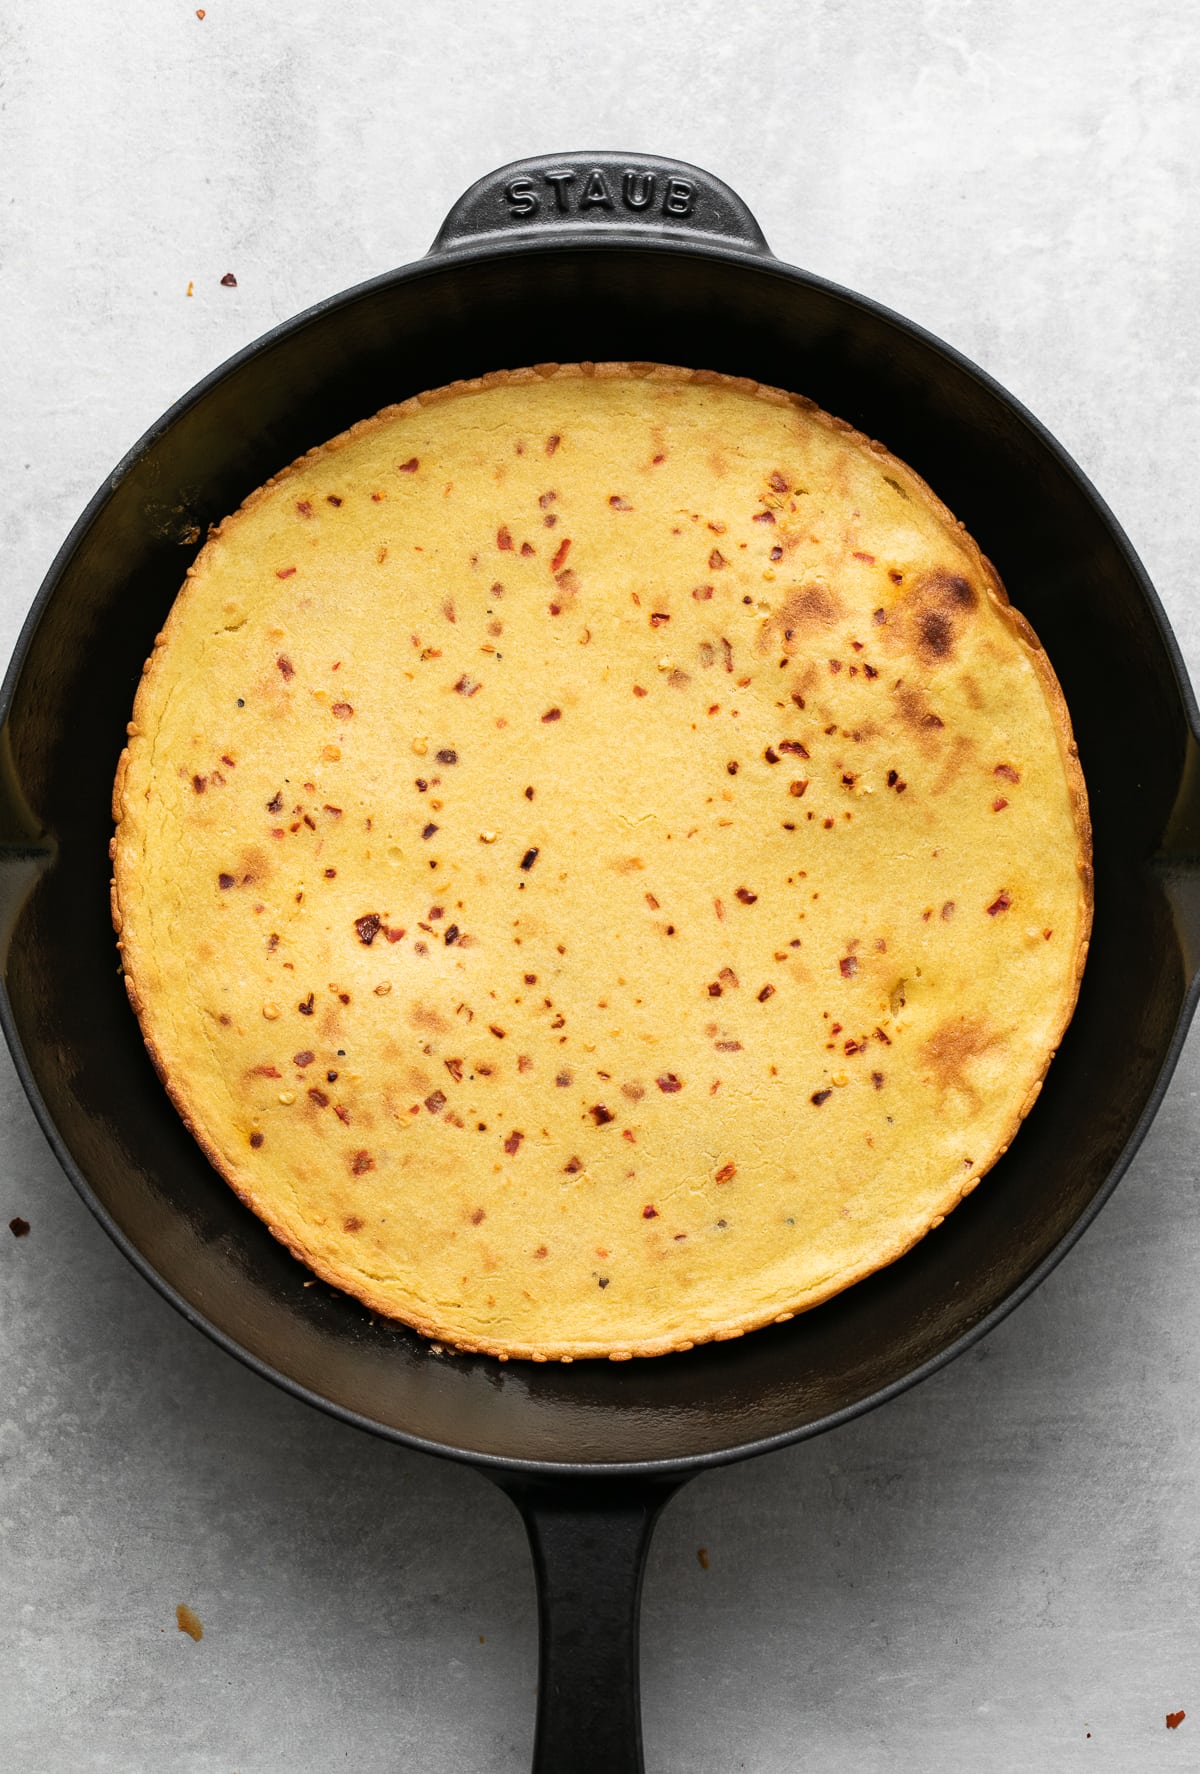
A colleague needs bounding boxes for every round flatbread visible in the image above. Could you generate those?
[111,363,1091,1360]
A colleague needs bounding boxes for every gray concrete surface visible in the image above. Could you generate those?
[2,2,1199,1768]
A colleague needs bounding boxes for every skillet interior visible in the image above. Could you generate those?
[1,240,1194,1469]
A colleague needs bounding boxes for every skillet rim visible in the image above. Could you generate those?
[2,230,1197,1477]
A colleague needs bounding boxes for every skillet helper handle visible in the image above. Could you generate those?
[501,1475,684,1774]
[429,152,771,257]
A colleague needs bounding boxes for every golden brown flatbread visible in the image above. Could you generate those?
[111,364,1091,1360]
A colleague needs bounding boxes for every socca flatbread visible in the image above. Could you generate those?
[111,364,1091,1360]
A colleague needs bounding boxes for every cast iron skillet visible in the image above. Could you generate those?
[4,152,1200,1771]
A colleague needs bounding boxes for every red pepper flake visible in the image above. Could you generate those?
[332,701,354,719]
[609,495,631,509]
[520,847,539,871]
[987,892,1012,916]
[642,1204,659,1219]
[470,1207,486,1224]
[757,984,776,1002]
[871,1071,884,1089]
[218,872,235,890]
[995,763,1021,783]
[326,494,343,507]
[251,1064,282,1078]
[811,1089,832,1106]
[941,901,955,920]
[546,435,561,456]
[864,663,879,679]
[422,822,439,839]
[541,707,562,723]
[220,271,238,287]
[779,740,809,758]
[714,1161,737,1183]
[1167,1711,1186,1730]
[734,887,758,905]
[398,457,419,473]
[844,1038,864,1055]
[355,914,382,945]
[555,1071,572,1088]
[504,1130,524,1156]
[550,537,571,573]
[333,1105,350,1124]
[650,611,671,628]
[789,780,809,798]
[307,1088,329,1108]
[9,1215,31,1236]
[276,566,296,579]
[323,803,342,816]
[829,659,843,674]
[692,584,714,601]
[590,1104,615,1126]
[763,745,780,764]
[656,1074,683,1093]
[715,1040,743,1052]
[520,541,535,557]
[436,748,458,765]
[324,867,337,879]
[992,796,1009,812]
[839,956,858,979]
[293,1050,315,1067]
[709,549,727,569]
[752,509,776,524]
[497,525,514,551]
[422,1090,447,1116]
[247,1133,264,1151]
[633,685,647,697]
[444,924,460,946]
[298,993,315,1015]
[350,1150,375,1176]
[564,1157,583,1174]
[454,675,480,696]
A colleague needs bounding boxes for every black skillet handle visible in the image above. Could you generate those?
[498,1473,686,1773]
[429,152,771,257]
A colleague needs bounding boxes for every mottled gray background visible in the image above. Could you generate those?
[2,2,1199,1769]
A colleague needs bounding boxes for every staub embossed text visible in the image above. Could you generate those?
[503,166,695,221]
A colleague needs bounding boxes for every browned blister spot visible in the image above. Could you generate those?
[409,1002,450,1034]
[893,567,981,668]
[759,584,844,655]
[921,1015,1005,1107]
